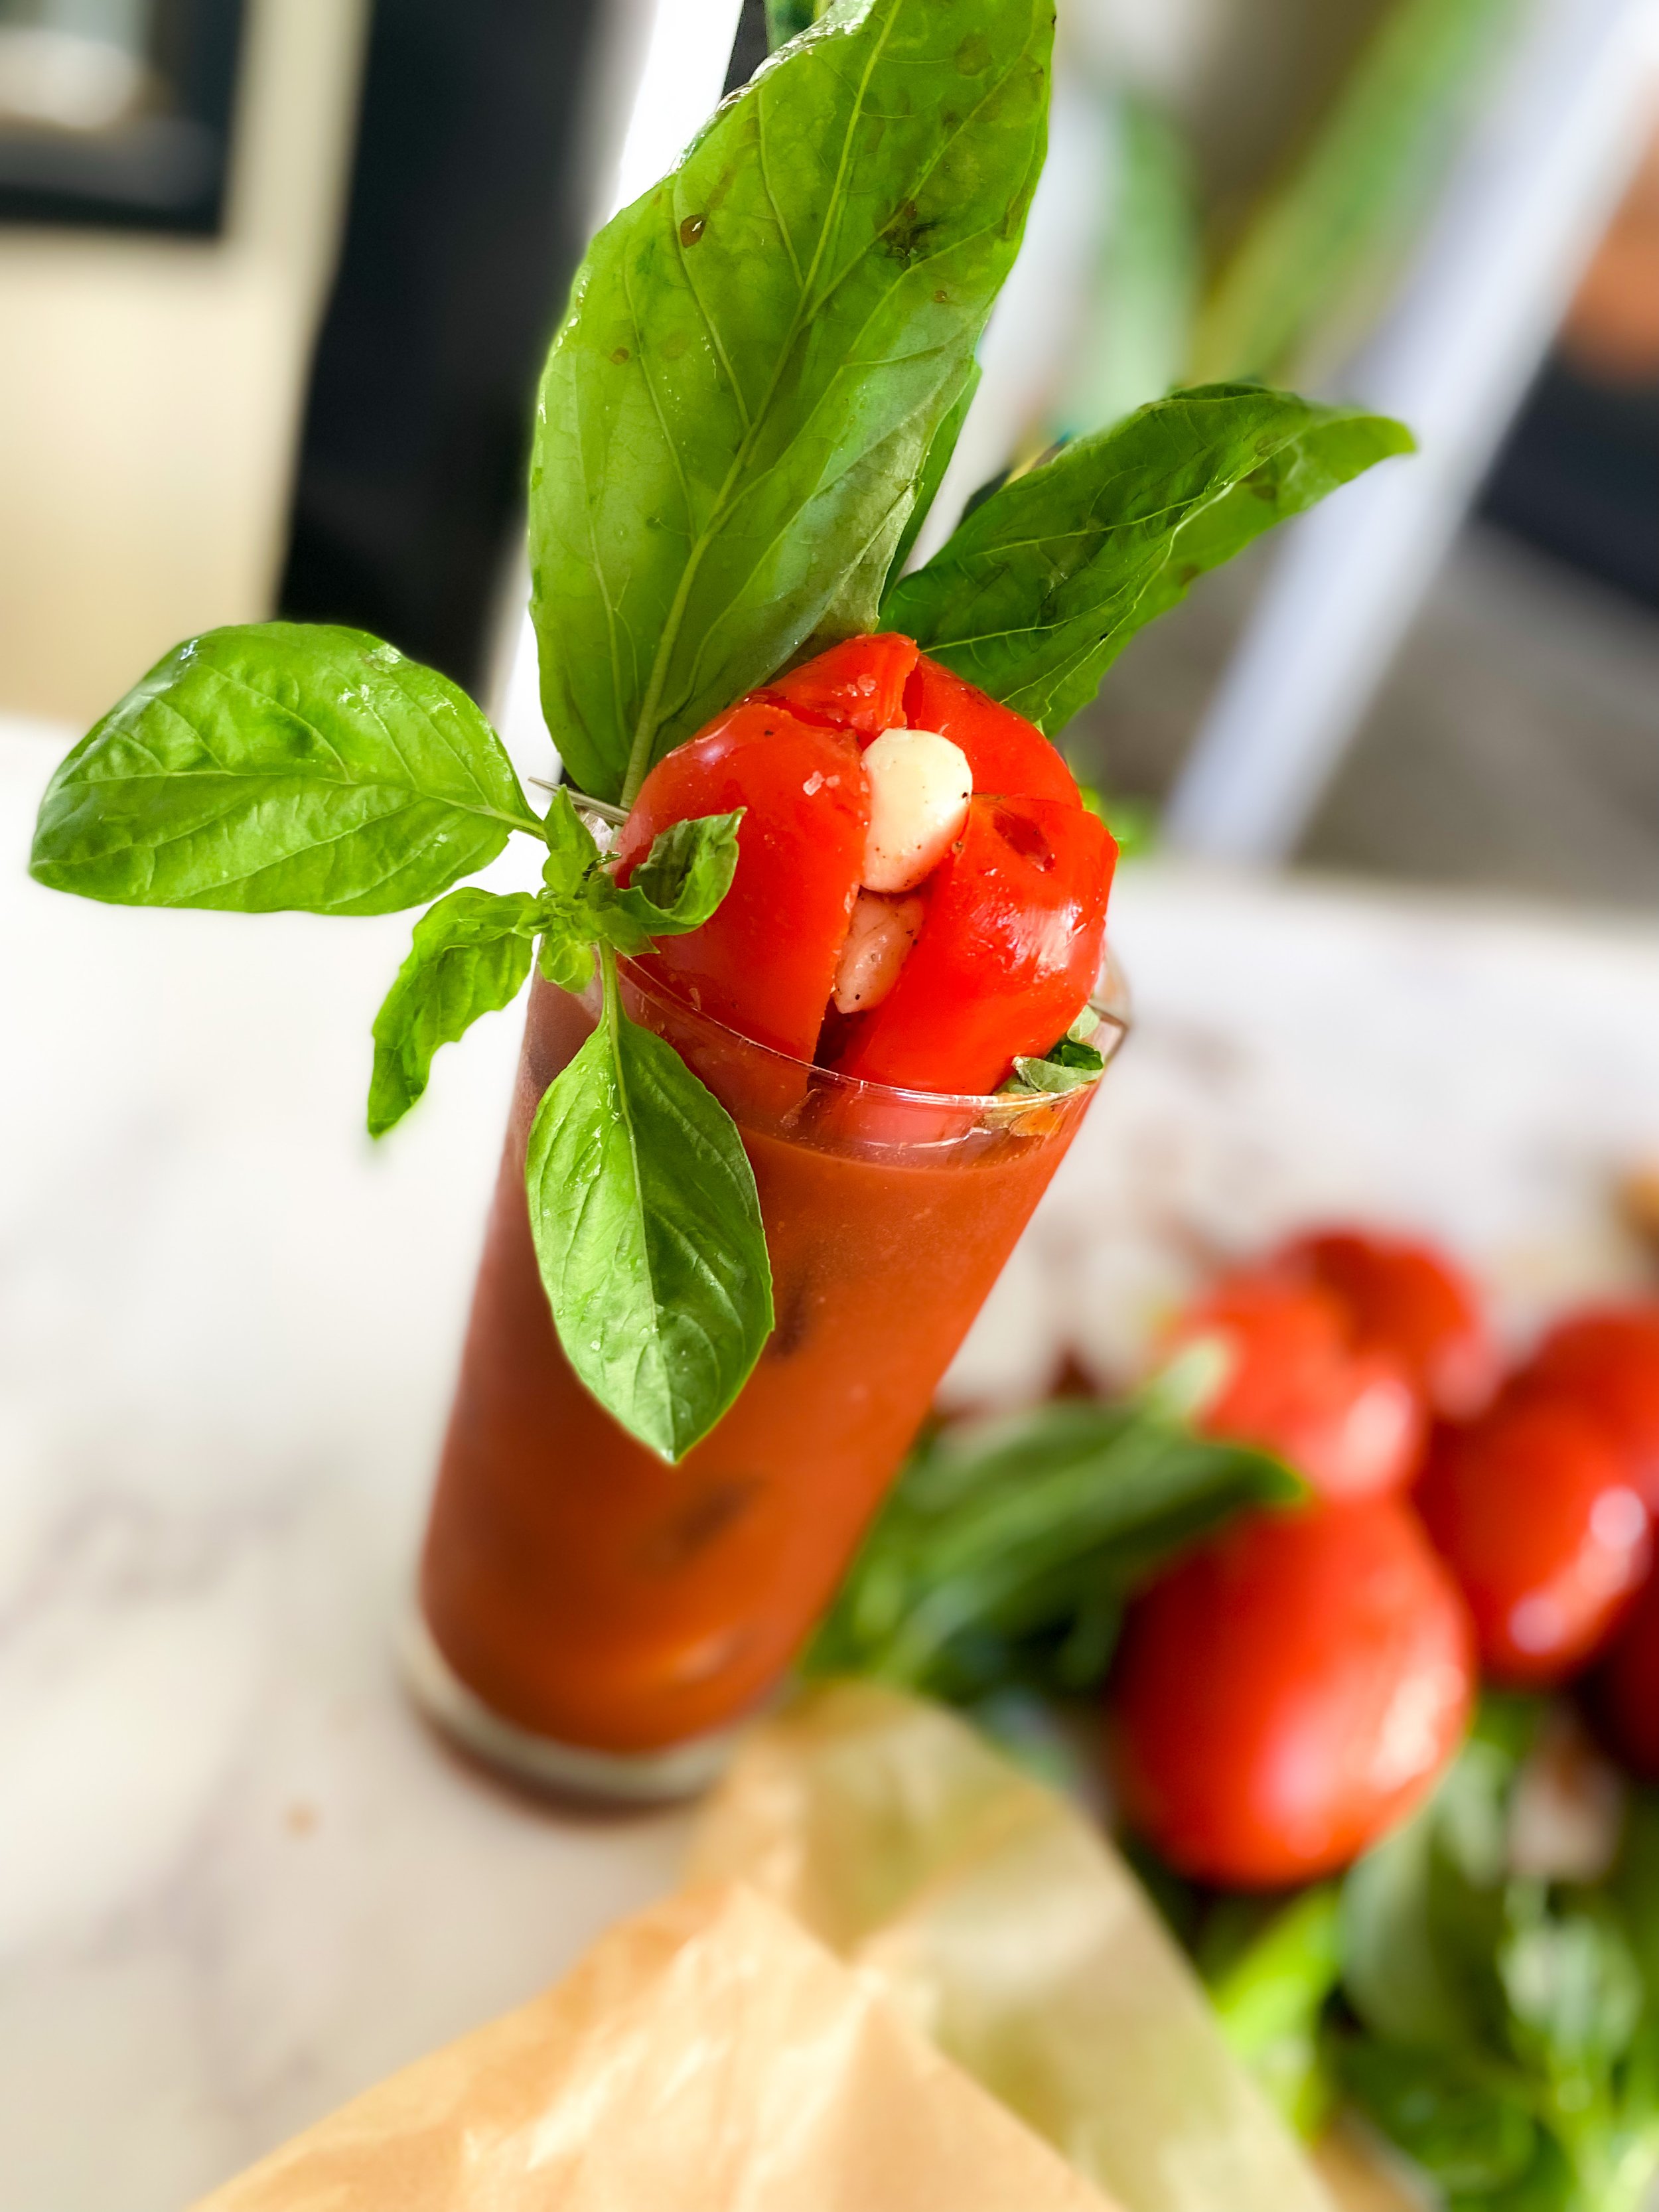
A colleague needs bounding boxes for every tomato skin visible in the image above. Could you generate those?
[1415,1399,1651,1687]
[766,633,918,735]
[1273,1227,1497,1420]
[1506,1306,1659,1509]
[1585,1569,1659,1779]
[1172,1274,1425,1502]
[616,700,867,1061]
[902,654,1082,808]
[833,794,1114,1094]
[1107,1498,1474,1888]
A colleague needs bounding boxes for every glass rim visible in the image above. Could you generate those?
[613,943,1131,1116]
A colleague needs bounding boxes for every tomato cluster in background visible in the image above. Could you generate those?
[1106,1226,1659,1889]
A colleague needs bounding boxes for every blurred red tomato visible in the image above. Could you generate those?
[1506,1305,1659,1509]
[1171,1274,1423,1501]
[1585,1568,1659,1779]
[1415,1400,1651,1688]
[1107,1498,1474,1887]
[1273,1226,1496,1419]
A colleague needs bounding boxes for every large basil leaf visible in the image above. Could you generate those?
[31,624,540,914]
[882,384,1413,736]
[368,889,541,1138]
[530,0,1052,804]
[524,973,773,1459]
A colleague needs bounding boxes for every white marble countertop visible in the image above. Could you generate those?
[5,714,1659,2211]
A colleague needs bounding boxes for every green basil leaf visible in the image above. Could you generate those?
[524,968,773,1459]
[530,0,1052,803]
[1007,1033,1106,1096]
[613,810,743,937]
[540,786,602,893]
[537,930,597,995]
[882,384,1413,737]
[807,1396,1301,1696]
[1338,2039,1538,2197]
[31,623,540,914]
[368,889,541,1137]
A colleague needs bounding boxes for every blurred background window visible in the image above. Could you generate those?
[0,0,246,233]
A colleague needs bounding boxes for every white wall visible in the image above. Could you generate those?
[0,0,370,723]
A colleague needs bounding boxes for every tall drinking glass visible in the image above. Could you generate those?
[406,951,1126,1799]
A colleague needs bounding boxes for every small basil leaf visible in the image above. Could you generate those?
[1006,1038,1106,1096]
[368,889,541,1136]
[31,623,539,914]
[530,0,1052,801]
[883,384,1413,737]
[613,810,743,936]
[524,975,773,1460]
[540,787,602,895]
[537,930,596,995]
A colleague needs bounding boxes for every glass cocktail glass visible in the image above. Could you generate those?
[406,950,1127,1800]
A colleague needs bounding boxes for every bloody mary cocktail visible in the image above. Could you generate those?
[413,954,1116,1791]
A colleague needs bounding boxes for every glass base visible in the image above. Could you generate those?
[397,1605,749,1805]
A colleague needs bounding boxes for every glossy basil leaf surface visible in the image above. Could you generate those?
[368,889,542,1137]
[530,0,1052,803]
[31,624,538,914]
[524,992,773,1460]
[883,384,1413,736]
[615,810,743,937]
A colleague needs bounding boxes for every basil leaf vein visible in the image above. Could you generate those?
[31,623,540,915]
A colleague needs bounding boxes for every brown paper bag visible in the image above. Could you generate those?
[689,1682,1336,2212]
[192,1880,1113,2212]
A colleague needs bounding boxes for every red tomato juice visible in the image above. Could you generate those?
[419,963,1099,1756]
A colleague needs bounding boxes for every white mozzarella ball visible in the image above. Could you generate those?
[860,726,972,893]
[831,891,925,1014]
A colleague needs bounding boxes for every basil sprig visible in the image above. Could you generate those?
[365,794,743,1137]
[30,623,762,1459]
[530,0,1052,804]
[370,794,767,1463]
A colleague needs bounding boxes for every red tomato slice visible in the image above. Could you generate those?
[1171,1274,1425,1501]
[832,795,1114,1094]
[1508,1306,1659,1508]
[1107,1497,1473,1887]
[1272,1228,1497,1420]
[1415,1398,1652,1688]
[902,653,1081,806]
[766,633,918,735]
[616,700,867,1062]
